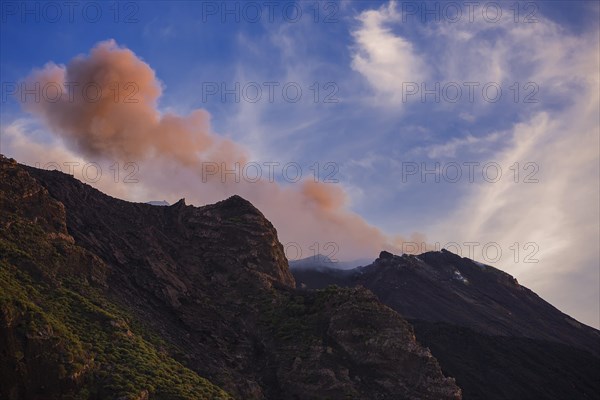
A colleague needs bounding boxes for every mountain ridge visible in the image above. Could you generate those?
[1,155,462,400]
[3,154,598,399]
[294,249,600,353]
[292,249,600,400]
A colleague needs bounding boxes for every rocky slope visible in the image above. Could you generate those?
[0,156,233,399]
[292,251,600,400]
[0,155,461,400]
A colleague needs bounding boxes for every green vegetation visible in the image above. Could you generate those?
[0,212,233,400]
[257,286,355,344]
[224,215,244,223]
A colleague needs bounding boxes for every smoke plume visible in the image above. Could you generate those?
[18,40,426,260]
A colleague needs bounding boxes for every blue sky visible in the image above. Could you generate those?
[1,1,599,327]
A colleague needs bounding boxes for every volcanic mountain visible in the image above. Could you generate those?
[292,251,600,399]
[1,154,598,399]
[0,155,460,400]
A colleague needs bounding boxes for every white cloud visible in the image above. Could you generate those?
[458,112,475,122]
[350,1,600,327]
[416,131,504,158]
[350,1,428,106]
[426,17,600,327]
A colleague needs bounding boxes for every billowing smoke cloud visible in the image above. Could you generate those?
[21,40,246,167]
[16,40,425,261]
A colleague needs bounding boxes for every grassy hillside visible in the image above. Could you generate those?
[0,159,232,400]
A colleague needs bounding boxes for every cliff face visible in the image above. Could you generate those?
[0,156,232,399]
[299,250,600,355]
[292,251,600,400]
[0,155,461,400]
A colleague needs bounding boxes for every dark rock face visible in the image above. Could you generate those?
[292,250,600,400]
[1,156,231,399]
[410,321,600,400]
[370,250,599,354]
[378,250,394,259]
[23,164,296,292]
[258,286,461,400]
[0,155,461,400]
[0,156,85,398]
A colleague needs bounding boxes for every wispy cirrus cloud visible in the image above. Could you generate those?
[348,1,599,327]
